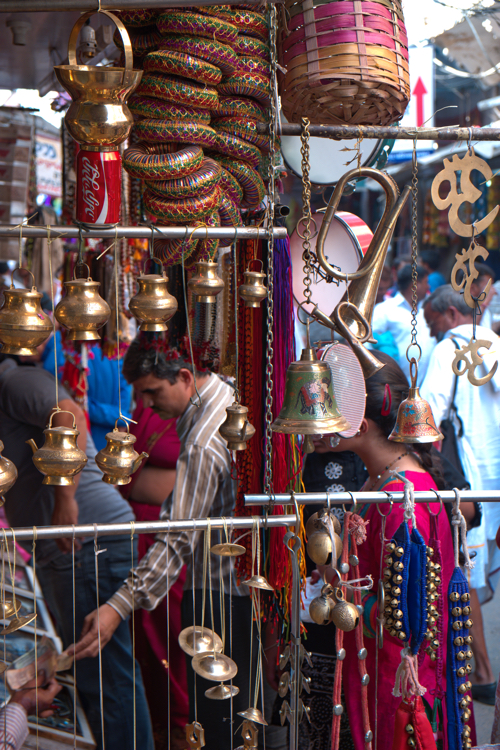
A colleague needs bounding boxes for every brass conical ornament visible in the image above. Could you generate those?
[205,682,240,700]
[210,543,246,557]
[0,614,37,635]
[191,651,238,682]
[242,574,274,592]
[389,358,444,444]
[178,626,223,657]
[237,707,268,726]
[219,403,256,451]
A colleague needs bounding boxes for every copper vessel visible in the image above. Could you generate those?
[0,440,17,498]
[219,404,256,451]
[55,265,110,341]
[129,260,178,332]
[238,262,267,309]
[188,262,224,303]
[95,422,148,484]
[26,411,88,485]
[0,271,52,356]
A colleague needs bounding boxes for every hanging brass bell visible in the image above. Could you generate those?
[238,261,267,309]
[187,261,224,303]
[306,510,341,538]
[0,270,52,356]
[95,420,148,484]
[0,440,18,500]
[306,527,342,565]
[329,587,359,631]
[26,410,88,485]
[237,707,268,726]
[309,584,335,625]
[389,358,443,444]
[55,265,110,341]
[219,403,256,451]
[129,258,178,332]
[271,344,349,436]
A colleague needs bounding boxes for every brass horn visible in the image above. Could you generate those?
[315,167,411,341]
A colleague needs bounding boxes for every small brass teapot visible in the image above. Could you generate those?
[219,403,256,451]
[95,420,148,485]
[187,261,224,303]
[55,264,110,341]
[129,257,178,332]
[26,410,88,485]
[0,269,52,356]
[238,260,267,309]
[0,440,17,500]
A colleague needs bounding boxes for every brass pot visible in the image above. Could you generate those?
[0,270,52,356]
[55,265,110,341]
[26,410,88,485]
[329,588,359,631]
[306,528,342,565]
[187,261,224,303]
[238,262,267,309]
[219,403,256,451]
[129,259,178,332]
[309,585,334,626]
[0,440,17,498]
[95,421,148,485]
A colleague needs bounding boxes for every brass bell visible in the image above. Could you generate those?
[306,510,341,538]
[307,528,342,565]
[95,420,148,484]
[237,707,268,726]
[26,409,88,485]
[309,584,335,625]
[219,403,256,451]
[0,440,18,499]
[0,270,52,356]
[187,261,224,303]
[389,358,443,444]
[55,264,110,341]
[129,258,178,332]
[238,261,267,309]
[329,587,359,631]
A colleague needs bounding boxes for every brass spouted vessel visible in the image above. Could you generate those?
[27,410,88,485]
[0,440,18,500]
[219,403,256,451]
[55,264,110,341]
[129,258,178,332]
[238,261,267,309]
[188,261,224,303]
[0,270,52,356]
[95,421,148,485]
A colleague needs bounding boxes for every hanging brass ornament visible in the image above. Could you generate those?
[185,722,205,749]
[129,258,178,332]
[0,600,21,619]
[309,584,335,625]
[55,265,110,341]
[95,421,148,484]
[191,651,238,682]
[26,410,88,485]
[242,573,274,591]
[329,587,359,631]
[238,707,268,726]
[238,261,268,309]
[219,403,256,451]
[306,527,342,566]
[306,510,341,538]
[187,261,224,303]
[205,682,240,700]
[178,626,223,657]
[0,270,52,356]
[210,542,246,557]
[331,301,385,379]
[235,720,259,750]
[451,337,498,387]
[389,359,443,444]
[450,238,492,309]
[0,440,18,501]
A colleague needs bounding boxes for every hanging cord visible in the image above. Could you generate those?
[375,499,393,750]
[232,241,240,404]
[191,522,198,725]
[93,525,106,750]
[130,523,136,750]
[393,646,427,698]
[72,527,77,750]
[389,471,417,528]
[47,225,63,412]
[181,238,202,408]
[166,523,171,750]
[113,226,135,426]
[32,527,39,746]
[451,489,474,570]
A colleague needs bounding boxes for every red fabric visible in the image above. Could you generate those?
[392,697,437,750]
[343,471,455,750]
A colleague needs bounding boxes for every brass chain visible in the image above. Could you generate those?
[407,138,421,363]
[263,2,278,496]
[299,118,312,304]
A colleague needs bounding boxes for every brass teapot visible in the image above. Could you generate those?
[0,440,17,500]
[55,264,110,341]
[26,410,88,485]
[95,420,148,485]
[129,257,178,332]
[238,261,267,309]
[219,403,256,451]
[0,270,52,356]
[188,261,224,303]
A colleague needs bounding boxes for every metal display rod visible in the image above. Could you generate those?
[0,224,286,241]
[0,0,272,10]
[259,124,500,141]
[244,490,500,505]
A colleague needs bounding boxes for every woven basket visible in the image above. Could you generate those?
[278,0,410,126]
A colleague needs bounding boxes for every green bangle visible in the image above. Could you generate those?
[145,158,222,199]
[144,185,224,222]
[219,166,244,205]
[210,131,262,169]
[158,35,238,76]
[123,144,203,180]
[233,35,270,60]
[212,156,265,208]
[144,50,223,86]
[214,117,270,150]
[218,71,270,104]
[137,73,219,109]
[215,95,267,123]
[128,95,211,124]
[157,11,238,44]
[136,119,218,149]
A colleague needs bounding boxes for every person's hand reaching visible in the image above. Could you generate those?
[11,677,62,717]
[68,604,122,660]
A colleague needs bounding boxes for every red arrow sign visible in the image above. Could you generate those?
[413,77,428,127]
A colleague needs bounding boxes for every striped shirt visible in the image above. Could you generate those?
[0,703,29,750]
[108,374,246,619]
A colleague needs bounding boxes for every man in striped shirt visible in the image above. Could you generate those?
[72,339,254,748]
[2,678,61,750]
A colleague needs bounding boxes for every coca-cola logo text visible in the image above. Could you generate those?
[81,156,101,219]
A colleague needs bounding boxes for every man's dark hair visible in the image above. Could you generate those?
[419,251,441,272]
[424,284,472,317]
[397,264,428,293]
[0,262,9,274]
[122,337,202,384]
[473,262,496,282]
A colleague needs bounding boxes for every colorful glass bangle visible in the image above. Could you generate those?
[219,166,244,205]
[154,235,199,266]
[219,191,243,226]
[220,9,268,41]
[233,35,270,60]
[215,95,267,122]
[136,119,218,149]
[210,131,262,168]
[144,50,223,86]
[145,158,222,199]
[116,9,157,26]
[214,117,270,150]
[113,27,162,55]
[144,185,223,222]
[218,71,270,104]
[136,73,219,110]
[158,35,238,76]
[237,56,270,77]
[128,95,211,124]
[157,11,238,45]
[123,144,203,181]
[213,156,265,208]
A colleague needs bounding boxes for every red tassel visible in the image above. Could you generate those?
[392,697,437,750]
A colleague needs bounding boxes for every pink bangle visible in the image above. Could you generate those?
[157,10,238,44]
[136,73,219,109]
[158,35,239,76]
[123,144,203,180]
[213,117,269,150]
[212,156,265,208]
[145,158,221,199]
[128,95,211,124]
[144,185,224,222]
[210,131,262,168]
[136,119,218,149]
[144,49,223,86]
[219,166,244,205]
[218,71,270,104]
[233,35,270,60]
[215,95,268,123]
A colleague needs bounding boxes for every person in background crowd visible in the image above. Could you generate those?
[376,265,394,304]
[420,250,447,293]
[386,254,412,298]
[1,677,62,750]
[422,284,500,705]
[371,264,435,382]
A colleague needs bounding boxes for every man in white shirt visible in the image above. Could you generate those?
[371,263,435,383]
[421,284,500,704]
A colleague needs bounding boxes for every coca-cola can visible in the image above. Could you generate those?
[76,149,121,225]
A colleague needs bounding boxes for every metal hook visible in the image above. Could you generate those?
[468,127,473,154]
[325,492,331,512]
[344,490,359,515]
[377,492,394,518]
[428,488,443,517]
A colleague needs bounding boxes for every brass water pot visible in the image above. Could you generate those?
[95,422,148,485]
[0,271,52,356]
[238,262,267,309]
[0,440,17,498]
[219,404,256,451]
[53,11,142,147]
[188,261,224,303]
[55,265,110,341]
[129,259,178,332]
[26,411,88,486]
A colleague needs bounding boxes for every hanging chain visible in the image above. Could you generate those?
[407,138,421,364]
[299,118,313,304]
[263,2,278,496]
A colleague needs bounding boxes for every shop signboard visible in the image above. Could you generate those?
[35,131,62,197]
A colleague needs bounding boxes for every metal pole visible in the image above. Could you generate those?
[244,490,500,505]
[0,0,274,10]
[0,515,297,542]
[258,124,500,141]
[0,224,286,241]
[284,530,302,750]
